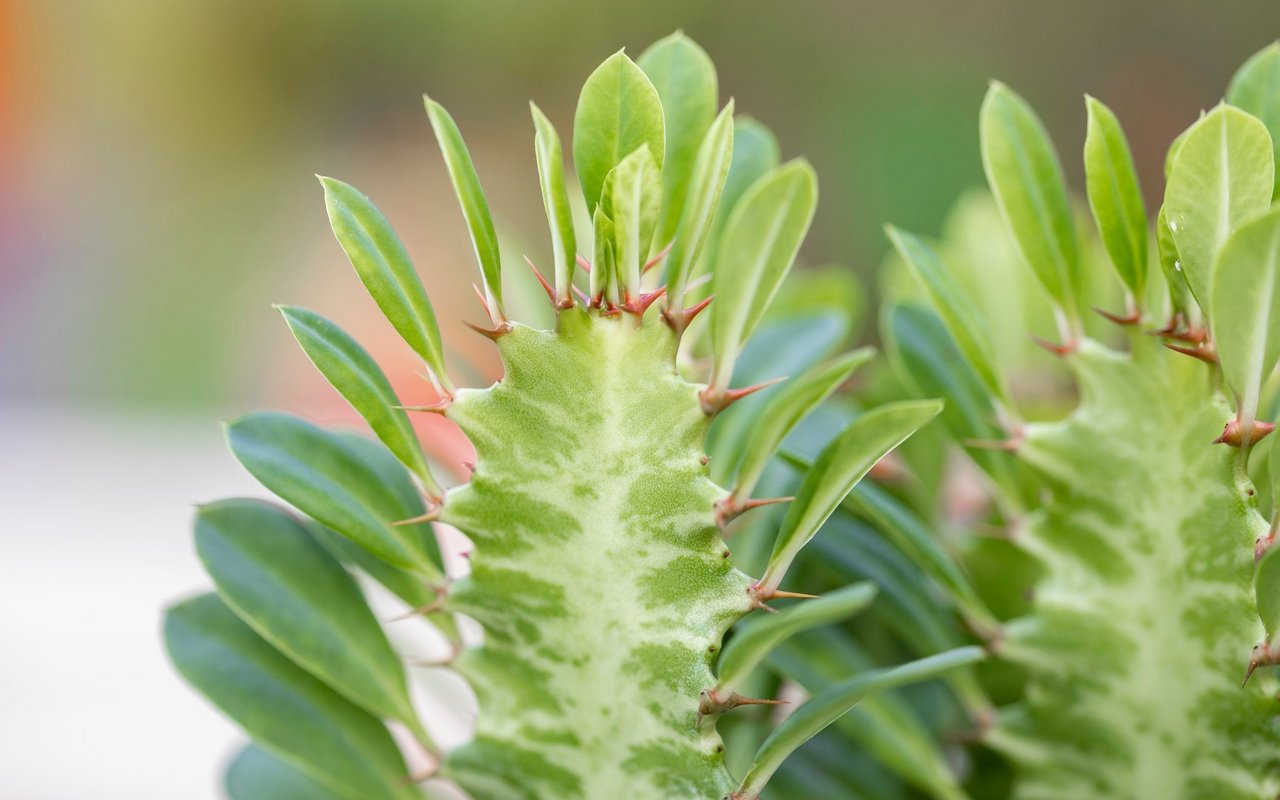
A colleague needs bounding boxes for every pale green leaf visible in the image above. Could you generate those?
[1211,207,1280,423]
[164,594,418,800]
[531,103,577,302]
[424,98,504,316]
[720,118,781,227]
[1228,42,1280,199]
[319,177,450,390]
[1256,544,1280,641]
[1084,95,1149,301]
[1155,205,1196,317]
[665,101,734,310]
[225,745,349,800]
[590,207,616,304]
[601,145,662,298]
[572,50,665,213]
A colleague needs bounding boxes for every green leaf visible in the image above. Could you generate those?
[1227,42,1280,200]
[637,31,718,248]
[164,594,418,800]
[195,499,425,740]
[1084,95,1149,301]
[734,646,986,800]
[572,50,665,213]
[885,226,1007,405]
[1163,104,1275,312]
[601,145,662,298]
[590,207,616,303]
[226,412,443,579]
[721,118,781,226]
[530,103,577,302]
[424,98,504,317]
[731,348,873,502]
[758,399,943,593]
[980,82,1081,323]
[715,583,877,696]
[1256,544,1280,641]
[278,306,438,497]
[1211,207,1280,423]
[225,745,350,800]
[665,101,735,310]
[319,177,451,391]
[1155,205,1196,317]
[709,160,818,391]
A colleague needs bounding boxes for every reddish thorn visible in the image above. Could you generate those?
[459,550,472,560]
[522,255,557,304]
[1030,335,1078,357]
[575,254,592,273]
[463,320,509,341]
[1214,418,1275,447]
[1163,341,1217,364]
[1256,530,1277,562]
[742,495,794,512]
[1244,643,1277,687]
[391,508,439,526]
[601,305,623,318]
[624,286,668,315]
[1091,306,1140,325]
[699,455,710,466]
[1150,315,1207,345]
[643,239,675,274]
[572,284,591,306]
[395,398,451,415]
[769,589,820,599]
[666,294,714,330]
[460,460,476,474]
[723,693,788,711]
[702,376,787,415]
[470,283,492,318]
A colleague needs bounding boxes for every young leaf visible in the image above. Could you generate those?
[886,226,1008,406]
[1084,95,1149,302]
[709,161,818,392]
[572,50,665,213]
[665,101,735,312]
[731,348,874,503]
[757,399,943,594]
[602,146,662,299]
[720,118,781,228]
[424,98,504,319]
[637,31,718,248]
[590,207,617,304]
[715,583,878,697]
[981,82,1081,326]
[1155,205,1196,317]
[195,499,426,740]
[278,306,439,498]
[1227,42,1280,199]
[1163,104,1275,312]
[530,103,577,303]
[1256,544,1280,642]
[225,412,443,579]
[1211,207,1280,426]
[733,646,986,800]
[319,177,452,391]
[163,594,419,800]
[226,745,349,800]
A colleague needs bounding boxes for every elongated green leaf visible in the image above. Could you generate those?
[637,32,717,247]
[424,98,504,316]
[720,118,780,228]
[886,226,1007,405]
[1084,95,1149,301]
[665,101,735,310]
[1256,544,1280,641]
[709,161,818,390]
[735,646,985,800]
[1155,205,1196,316]
[572,50,665,213]
[319,177,451,391]
[602,146,662,298]
[716,583,877,696]
[530,103,577,302]
[590,207,616,303]
[226,744,349,800]
[1163,104,1274,311]
[278,306,438,497]
[981,82,1080,322]
[1228,42,1280,199]
[1211,207,1280,423]
[732,348,873,502]
[195,499,425,739]
[164,594,418,800]
[226,412,442,579]
[758,399,942,593]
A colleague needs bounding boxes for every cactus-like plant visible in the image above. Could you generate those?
[883,42,1280,799]
[164,34,982,800]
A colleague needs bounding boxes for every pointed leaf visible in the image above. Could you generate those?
[1228,42,1280,199]
[1163,104,1274,311]
[665,101,735,310]
[1084,95,1149,301]
[319,177,451,390]
[980,82,1080,321]
[758,399,942,594]
[424,98,504,316]
[1211,207,1280,423]
[709,161,818,390]
[637,32,718,247]
[195,499,424,738]
[531,103,577,302]
[732,348,873,502]
[1257,544,1280,641]
[715,583,877,696]
[225,744,349,800]
[226,412,443,579]
[278,306,438,497]
[572,50,665,213]
[602,146,662,298]
[590,207,616,303]
[719,118,780,229]
[164,594,418,800]
[734,646,986,800]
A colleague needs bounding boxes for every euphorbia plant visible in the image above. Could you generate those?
[164,34,980,800]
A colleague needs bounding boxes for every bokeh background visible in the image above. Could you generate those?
[1,1,1275,797]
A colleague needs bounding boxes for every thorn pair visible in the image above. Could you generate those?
[697,688,787,725]
[747,583,819,613]
[1243,641,1280,687]
[1164,341,1217,364]
[700,375,786,416]
[1214,417,1275,447]
[1030,336,1078,357]
[662,294,714,333]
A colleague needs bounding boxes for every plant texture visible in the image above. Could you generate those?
[164,34,981,800]
[882,42,1280,799]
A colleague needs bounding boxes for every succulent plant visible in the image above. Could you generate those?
[164,34,982,800]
